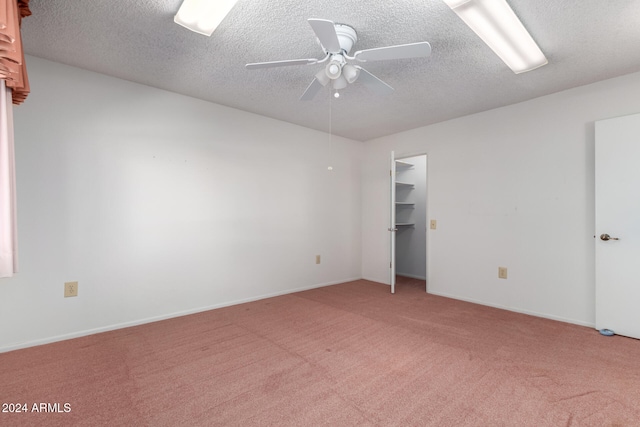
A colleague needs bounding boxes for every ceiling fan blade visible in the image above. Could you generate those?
[308,19,342,54]
[356,67,394,96]
[246,58,318,70]
[354,42,431,62]
[300,78,324,101]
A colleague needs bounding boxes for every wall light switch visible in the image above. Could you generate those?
[430,220,437,230]
[64,281,78,297]
[498,267,508,279]
[315,255,321,265]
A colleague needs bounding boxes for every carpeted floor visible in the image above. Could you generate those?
[1,278,639,426]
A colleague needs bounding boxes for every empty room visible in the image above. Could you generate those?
[2,0,640,425]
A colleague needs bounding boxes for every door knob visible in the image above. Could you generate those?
[600,233,620,241]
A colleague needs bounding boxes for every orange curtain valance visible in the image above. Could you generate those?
[0,0,31,105]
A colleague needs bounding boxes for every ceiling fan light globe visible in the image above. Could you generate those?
[333,75,348,90]
[315,69,330,86]
[343,64,360,84]
[326,63,341,80]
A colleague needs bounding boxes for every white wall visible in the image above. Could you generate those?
[362,71,640,327]
[395,155,427,279]
[0,56,363,352]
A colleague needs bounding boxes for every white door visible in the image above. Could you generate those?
[389,151,397,294]
[595,113,640,339]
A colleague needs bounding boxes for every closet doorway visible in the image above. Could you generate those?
[390,153,427,294]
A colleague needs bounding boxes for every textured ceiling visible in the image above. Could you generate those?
[21,0,640,141]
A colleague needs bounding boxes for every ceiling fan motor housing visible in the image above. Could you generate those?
[334,24,357,54]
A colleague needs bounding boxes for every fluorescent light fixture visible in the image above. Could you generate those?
[174,0,240,36]
[443,0,548,73]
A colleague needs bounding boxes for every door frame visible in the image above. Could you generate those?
[390,151,397,293]
[390,151,429,293]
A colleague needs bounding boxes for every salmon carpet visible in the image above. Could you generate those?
[1,278,640,426]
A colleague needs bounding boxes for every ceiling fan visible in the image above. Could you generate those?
[246,19,432,101]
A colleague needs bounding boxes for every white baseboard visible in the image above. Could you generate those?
[428,290,595,328]
[362,276,388,285]
[0,277,362,354]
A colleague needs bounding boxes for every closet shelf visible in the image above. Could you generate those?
[395,202,415,206]
[396,223,415,227]
[395,160,414,169]
[395,181,414,187]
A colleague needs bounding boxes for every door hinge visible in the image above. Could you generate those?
[390,170,392,177]
[390,262,392,268]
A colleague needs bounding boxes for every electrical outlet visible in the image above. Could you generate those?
[64,281,78,297]
[430,219,437,230]
[316,255,321,265]
[498,267,508,279]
